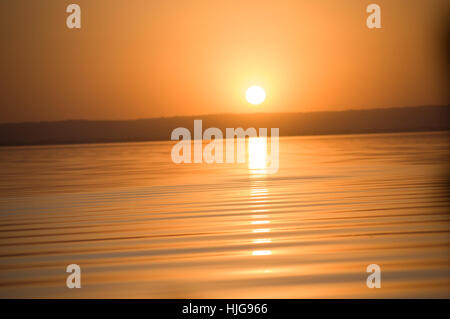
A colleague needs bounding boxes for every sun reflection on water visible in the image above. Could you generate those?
[249,185,272,258]
[248,137,268,171]
[252,250,272,256]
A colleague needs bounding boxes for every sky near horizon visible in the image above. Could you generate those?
[0,0,449,123]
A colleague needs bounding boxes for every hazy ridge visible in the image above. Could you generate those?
[0,105,448,146]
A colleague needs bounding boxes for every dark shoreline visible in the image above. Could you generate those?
[0,129,448,149]
[0,105,448,147]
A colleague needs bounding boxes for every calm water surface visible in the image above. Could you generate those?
[0,132,449,298]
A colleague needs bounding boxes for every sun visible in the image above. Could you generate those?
[246,86,266,105]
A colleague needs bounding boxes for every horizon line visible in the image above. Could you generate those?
[1,104,448,126]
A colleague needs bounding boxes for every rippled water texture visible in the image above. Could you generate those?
[0,132,449,298]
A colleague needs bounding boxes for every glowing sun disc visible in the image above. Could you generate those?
[246,86,266,105]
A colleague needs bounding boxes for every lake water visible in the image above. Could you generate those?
[0,131,449,298]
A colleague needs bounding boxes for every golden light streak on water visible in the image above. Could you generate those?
[0,132,448,298]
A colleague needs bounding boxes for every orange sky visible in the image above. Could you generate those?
[0,0,449,123]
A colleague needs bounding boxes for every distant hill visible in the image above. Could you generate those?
[0,105,448,146]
